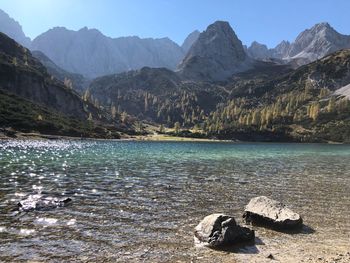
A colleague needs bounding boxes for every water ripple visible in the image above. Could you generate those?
[0,140,349,262]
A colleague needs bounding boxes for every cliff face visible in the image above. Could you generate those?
[0,32,96,120]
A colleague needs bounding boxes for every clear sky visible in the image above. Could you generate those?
[1,0,350,48]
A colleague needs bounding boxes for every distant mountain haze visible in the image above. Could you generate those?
[0,9,31,48]
[31,27,186,78]
[0,9,200,79]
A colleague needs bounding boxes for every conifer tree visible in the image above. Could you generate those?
[111,105,117,119]
[174,122,181,134]
[159,124,165,133]
[327,96,336,112]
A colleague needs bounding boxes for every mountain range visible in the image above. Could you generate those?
[0,9,187,78]
[31,27,186,78]
[2,8,350,79]
[247,22,350,66]
[0,8,350,142]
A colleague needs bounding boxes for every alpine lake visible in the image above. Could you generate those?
[0,140,349,262]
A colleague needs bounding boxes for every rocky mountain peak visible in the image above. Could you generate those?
[288,22,350,60]
[247,41,270,59]
[277,40,291,48]
[77,26,104,37]
[0,9,31,48]
[198,21,246,59]
[270,40,291,59]
[294,22,336,44]
[247,22,350,66]
[188,21,246,59]
[79,26,89,31]
[310,22,332,32]
[177,20,251,81]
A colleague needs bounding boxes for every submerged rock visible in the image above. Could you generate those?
[17,194,72,212]
[194,213,255,248]
[243,196,302,229]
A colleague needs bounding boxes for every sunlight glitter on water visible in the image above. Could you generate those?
[19,229,36,236]
[0,140,349,262]
[35,218,58,225]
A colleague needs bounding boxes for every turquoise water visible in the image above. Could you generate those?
[0,140,349,262]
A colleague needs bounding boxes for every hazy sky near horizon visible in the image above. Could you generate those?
[0,0,350,48]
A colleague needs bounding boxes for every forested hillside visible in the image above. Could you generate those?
[88,50,350,142]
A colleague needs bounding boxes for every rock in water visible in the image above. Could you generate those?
[194,213,255,248]
[18,194,72,212]
[243,196,302,229]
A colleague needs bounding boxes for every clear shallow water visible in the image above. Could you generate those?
[0,140,349,262]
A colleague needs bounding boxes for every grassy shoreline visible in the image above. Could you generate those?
[129,133,232,142]
[1,131,347,144]
[0,130,229,142]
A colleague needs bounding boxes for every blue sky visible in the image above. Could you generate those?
[1,0,350,48]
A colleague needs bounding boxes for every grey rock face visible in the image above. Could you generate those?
[243,196,302,229]
[334,84,350,99]
[194,213,255,248]
[181,30,200,53]
[287,22,350,62]
[177,21,253,82]
[247,41,270,60]
[0,9,31,48]
[270,40,291,59]
[288,23,350,59]
[31,27,185,78]
[18,194,72,212]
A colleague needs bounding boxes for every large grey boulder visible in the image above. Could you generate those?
[243,196,302,229]
[18,194,72,212]
[194,213,255,248]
